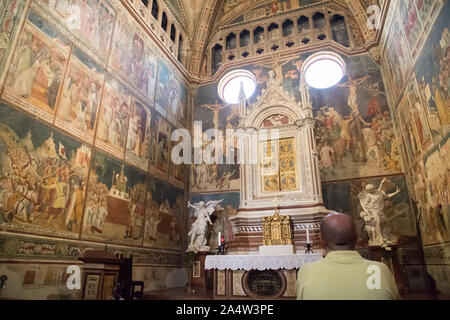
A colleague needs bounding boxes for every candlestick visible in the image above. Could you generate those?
[218,232,221,246]
[306,227,310,243]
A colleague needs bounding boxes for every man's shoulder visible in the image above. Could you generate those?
[298,259,326,273]
[358,257,394,276]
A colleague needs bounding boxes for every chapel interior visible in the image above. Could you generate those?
[0,0,449,301]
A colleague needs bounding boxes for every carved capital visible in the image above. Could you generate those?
[295,118,316,129]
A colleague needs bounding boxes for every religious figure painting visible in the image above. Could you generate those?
[310,55,402,181]
[55,47,104,144]
[414,2,450,138]
[155,59,187,125]
[382,14,412,103]
[169,139,186,189]
[148,111,160,170]
[109,14,157,103]
[143,176,184,250]
[0,0,28,81]
[154,117,171,177]
[397,0,423,59]
[281,57,305,102]
[95,75,131,158]
[418,133,450,245]
[398,0,443,61]
[191,84,240,193]
[0,102,91,238]
[82,151,147,244]
[125,98,152,172]
[3,10,71,124]
[396,78,433,166]
[38,0,116,60]
[322,175,417,248]
[397,94,418,165]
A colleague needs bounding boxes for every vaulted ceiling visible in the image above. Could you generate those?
[164,0,386,76]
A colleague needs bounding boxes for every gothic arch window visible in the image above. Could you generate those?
[178,34,184,62]
[211,44,223,75]
[313,12,325,29]
[330,14,350,47]
[226,33,237,50]
[240,30,250,47]
[151,0,158,19]
[297,15,310,33]
[170,24,176,41]
[254,26,264,44]
[282,19,294,37]
[161,12,168,31]
[268,23,280,40]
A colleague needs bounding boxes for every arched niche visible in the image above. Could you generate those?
[282,19,294,37]
[151,0,158,19]
[226,33,237,50]
[330,14,350,47]
[211,44,223,75]
[254,26,264,44]
[297,15,310,33]
[312,12,325,29]
[240,30,250,47]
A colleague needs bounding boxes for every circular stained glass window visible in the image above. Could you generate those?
[218,69,256,104]
[303,51,346,89]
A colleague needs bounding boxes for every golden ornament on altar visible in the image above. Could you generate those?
[263,206,293,246]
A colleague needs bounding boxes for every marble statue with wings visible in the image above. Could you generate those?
[358,178,400,247]
[187,200,224,252]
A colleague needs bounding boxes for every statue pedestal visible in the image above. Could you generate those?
[191,251,212,296]
[368,246,407,294]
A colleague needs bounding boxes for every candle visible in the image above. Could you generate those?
[306,228,310,244]
[218,232,221,246]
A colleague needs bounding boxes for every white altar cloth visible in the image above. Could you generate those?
[205,253,322,271]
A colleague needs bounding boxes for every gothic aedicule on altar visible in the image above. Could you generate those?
[263,209,293,246]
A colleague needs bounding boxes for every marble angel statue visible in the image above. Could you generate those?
[187,200,223,252]
[358,178,400,247]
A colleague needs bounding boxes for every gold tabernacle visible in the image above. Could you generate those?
[263,207,293,246]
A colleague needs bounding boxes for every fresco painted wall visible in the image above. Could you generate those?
[191,50,423,291]
[323,175,417,248]
[381,0,449,295]
[192,52,401,192]
[0,0,189,299]
[0,0,29,83]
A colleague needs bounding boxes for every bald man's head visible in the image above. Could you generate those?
[320,213,357,251]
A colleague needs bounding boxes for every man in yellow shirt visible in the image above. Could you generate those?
[296,212,400,300]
